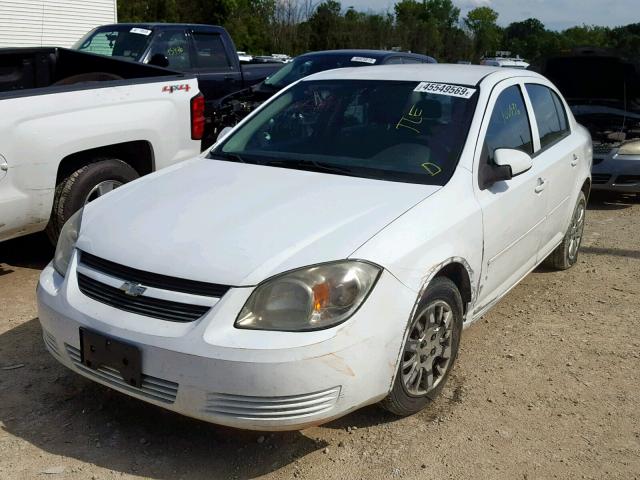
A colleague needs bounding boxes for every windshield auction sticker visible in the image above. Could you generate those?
[414,82,476,99]
[351,56,377,64]
[130,27,152,36]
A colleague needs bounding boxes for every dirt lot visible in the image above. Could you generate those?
[1,192,639,480]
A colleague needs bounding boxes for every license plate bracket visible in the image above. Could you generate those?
[80,328,142,388]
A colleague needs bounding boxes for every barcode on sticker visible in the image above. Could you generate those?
[414,82,476,99]
[130,27,152,36]
[351,56,376,64]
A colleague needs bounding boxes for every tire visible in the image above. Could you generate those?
[46,159,138,244]
[543,191,586,270]
[381,276,463,417]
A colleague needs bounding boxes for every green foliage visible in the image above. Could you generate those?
[116,0,640,63]
[464,6,502,61]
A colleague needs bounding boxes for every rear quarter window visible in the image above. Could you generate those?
[526,84,570,149]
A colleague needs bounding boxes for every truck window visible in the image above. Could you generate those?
[148,30,192,69]
[192,33,232,70]
[74,27,153,61]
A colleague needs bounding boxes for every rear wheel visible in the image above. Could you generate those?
[381,277,463,416]
[543,191,586,270]
[46,159,138,244]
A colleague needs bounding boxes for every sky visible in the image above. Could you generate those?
[344,0,636,31]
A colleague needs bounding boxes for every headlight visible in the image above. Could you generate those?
[53,208,83,277]
[236,261,381,331]
[618,139,640,155]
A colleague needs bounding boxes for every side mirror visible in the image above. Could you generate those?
[217,126,233,142]
[494,148,533,177]
[149,53,169,68]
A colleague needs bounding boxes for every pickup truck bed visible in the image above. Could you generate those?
[0,47,202,243]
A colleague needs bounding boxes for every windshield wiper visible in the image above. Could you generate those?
[261,158,355,176]
[208,152,248,164]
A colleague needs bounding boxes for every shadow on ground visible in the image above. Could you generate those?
[0,319,327,479]
[587,191,639,210]
[1,232,53,270]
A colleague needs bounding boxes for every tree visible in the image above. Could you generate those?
[307,0,343,50]
[464,6,502,61]
[504,18,547,62]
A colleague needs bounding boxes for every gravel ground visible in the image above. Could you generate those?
[0,192,638,480]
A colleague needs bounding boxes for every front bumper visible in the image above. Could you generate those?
[591,151,640,193]
[37,258,416,431]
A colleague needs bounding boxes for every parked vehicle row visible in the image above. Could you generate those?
[37,64,591,431]
[209,49,437,138]
[74,24,284,146]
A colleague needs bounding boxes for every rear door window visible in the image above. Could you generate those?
[192,32,232,70]
[526,84,570,149]
[484,85,533,163]
[148,30,191,69]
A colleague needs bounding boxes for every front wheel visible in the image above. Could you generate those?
[381,277,463,416]
[543,191,586,270]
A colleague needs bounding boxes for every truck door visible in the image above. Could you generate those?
[189,30,243,101]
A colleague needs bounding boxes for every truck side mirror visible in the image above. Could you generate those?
[149,54,169,68]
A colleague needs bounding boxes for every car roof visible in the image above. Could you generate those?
[304,63,545,87]
[298,49,436,62]
[96,23,226,31]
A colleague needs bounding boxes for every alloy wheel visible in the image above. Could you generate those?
[401,300,454,396]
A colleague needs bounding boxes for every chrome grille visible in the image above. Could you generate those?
[77,273,210,322]
[203,387,341,421]
[65,344,178,404]
[80,251,230,297]
[593,144,613,155]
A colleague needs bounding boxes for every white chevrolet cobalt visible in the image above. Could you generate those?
[38,65,592,430]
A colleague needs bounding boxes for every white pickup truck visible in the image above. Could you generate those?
[0,47,202,243]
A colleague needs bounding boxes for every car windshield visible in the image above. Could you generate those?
[73,26,155,61]
[263,55,379,89]
[212,79,478,186]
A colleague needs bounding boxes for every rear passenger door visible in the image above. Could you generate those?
[523,83,577,259]
[474,81,547,311]
[189,30,242,101]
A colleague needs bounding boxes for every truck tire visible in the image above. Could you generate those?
[46,159,139,245]
[542,191,586,270]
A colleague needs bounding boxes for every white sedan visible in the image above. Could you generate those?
[38,64,592,430]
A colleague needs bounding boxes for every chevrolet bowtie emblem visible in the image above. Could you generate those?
[119,281,147,297]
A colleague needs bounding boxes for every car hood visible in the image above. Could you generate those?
[77,159,440,286]
[542,52,640,114]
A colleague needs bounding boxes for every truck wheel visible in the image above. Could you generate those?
[543,191,586,270]
[46,159,138,244]
[381,277,463,417]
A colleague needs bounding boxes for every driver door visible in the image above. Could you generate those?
[473,80,548,313]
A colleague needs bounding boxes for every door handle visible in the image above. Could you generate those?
[534,178,546,193]
[0,163,7,172]
[571,153,579,167]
